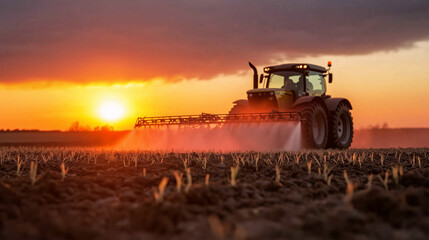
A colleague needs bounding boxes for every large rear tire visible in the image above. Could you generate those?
[327,103,354,149]
[298,103,329,149]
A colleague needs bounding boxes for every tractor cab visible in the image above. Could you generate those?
[247,63,332,111]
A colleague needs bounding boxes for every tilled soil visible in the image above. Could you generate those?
[0,147,428,240]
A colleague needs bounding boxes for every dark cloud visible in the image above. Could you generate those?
[0,0,429,83]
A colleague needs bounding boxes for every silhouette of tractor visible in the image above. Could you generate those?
[135,61,353,149]
[229,61,353,149]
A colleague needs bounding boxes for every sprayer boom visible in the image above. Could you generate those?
[134,112,301,128]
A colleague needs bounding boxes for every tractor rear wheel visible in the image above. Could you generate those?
[327,103,354,149]
[298,103,329,149]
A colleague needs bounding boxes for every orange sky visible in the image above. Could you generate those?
[1,1,429,131]
[1,41,429,131]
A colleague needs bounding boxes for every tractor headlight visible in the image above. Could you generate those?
[248,93,253,97]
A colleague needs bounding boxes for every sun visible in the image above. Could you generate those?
[99,101,125,121]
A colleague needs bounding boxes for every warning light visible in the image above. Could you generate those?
[328,61,332,67]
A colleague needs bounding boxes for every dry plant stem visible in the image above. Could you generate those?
[205,174,210,186]
[173,171,183,193]
[295,153,302,164]
[307,160,312,174]
[30,161,39,185]
[322,163,332,182]
[275,165,282,186]
[230,166,239,186]
[361,152,367,162]
[343,170,350,185]
[312,155,321,166]
[391,166,399,185]
[377,172,389,191]
[154,177,169,202]
[185,168,192,193]
[285,153,290,163]
[16,155,23,176]
[366,174,373,191]
[41,155,49,164]
[133,155,138,168]
[342,170,354,202]
[143,168,146,177]
[254,154,259,171]
[208,215,224,238]
[239,156,245,166]
[345,182,354,202]
[327,175,333,186]
[60,163,69,181]
[202,157,208,170]
[183,158,188,170]
[417,157,421,168]
[278,152,284,166]
[339,155,344,164]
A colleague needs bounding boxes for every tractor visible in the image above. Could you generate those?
[134,61,354,149]
[229,62,353,149]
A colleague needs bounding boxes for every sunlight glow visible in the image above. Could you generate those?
[99,101,125,121]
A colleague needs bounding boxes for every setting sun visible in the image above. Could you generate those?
[99,101,125,121]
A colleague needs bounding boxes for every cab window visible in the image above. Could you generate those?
[268,71,303,94]
[306,71,326,95]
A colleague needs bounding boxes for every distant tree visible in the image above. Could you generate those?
[364,122,390,130]
[94,124,114,132]
[67,121,92,132]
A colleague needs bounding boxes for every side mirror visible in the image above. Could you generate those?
[259,74,264,83]
[328,73,333,83]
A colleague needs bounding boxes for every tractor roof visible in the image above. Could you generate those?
[264,63,327,73]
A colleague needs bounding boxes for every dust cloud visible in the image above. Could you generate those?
[352,128,429,149]
[116,122,301,152]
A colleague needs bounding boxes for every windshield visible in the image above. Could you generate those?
[267,71,303,93]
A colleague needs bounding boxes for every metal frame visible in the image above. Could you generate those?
[135,112,301,128]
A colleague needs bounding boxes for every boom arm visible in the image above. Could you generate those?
[135,112,301,128]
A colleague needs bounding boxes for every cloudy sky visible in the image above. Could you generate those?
[1,0,429,130]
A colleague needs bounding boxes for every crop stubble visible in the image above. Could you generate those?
[0,147,428,240]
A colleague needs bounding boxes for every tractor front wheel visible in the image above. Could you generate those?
[298,103,329,149]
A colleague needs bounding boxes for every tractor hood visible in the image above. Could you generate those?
[247,88,295,111]
[247,88,283,94]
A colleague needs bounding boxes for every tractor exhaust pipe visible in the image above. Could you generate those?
[249,62,258,89]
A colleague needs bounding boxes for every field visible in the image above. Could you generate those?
[0,147,428,240]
